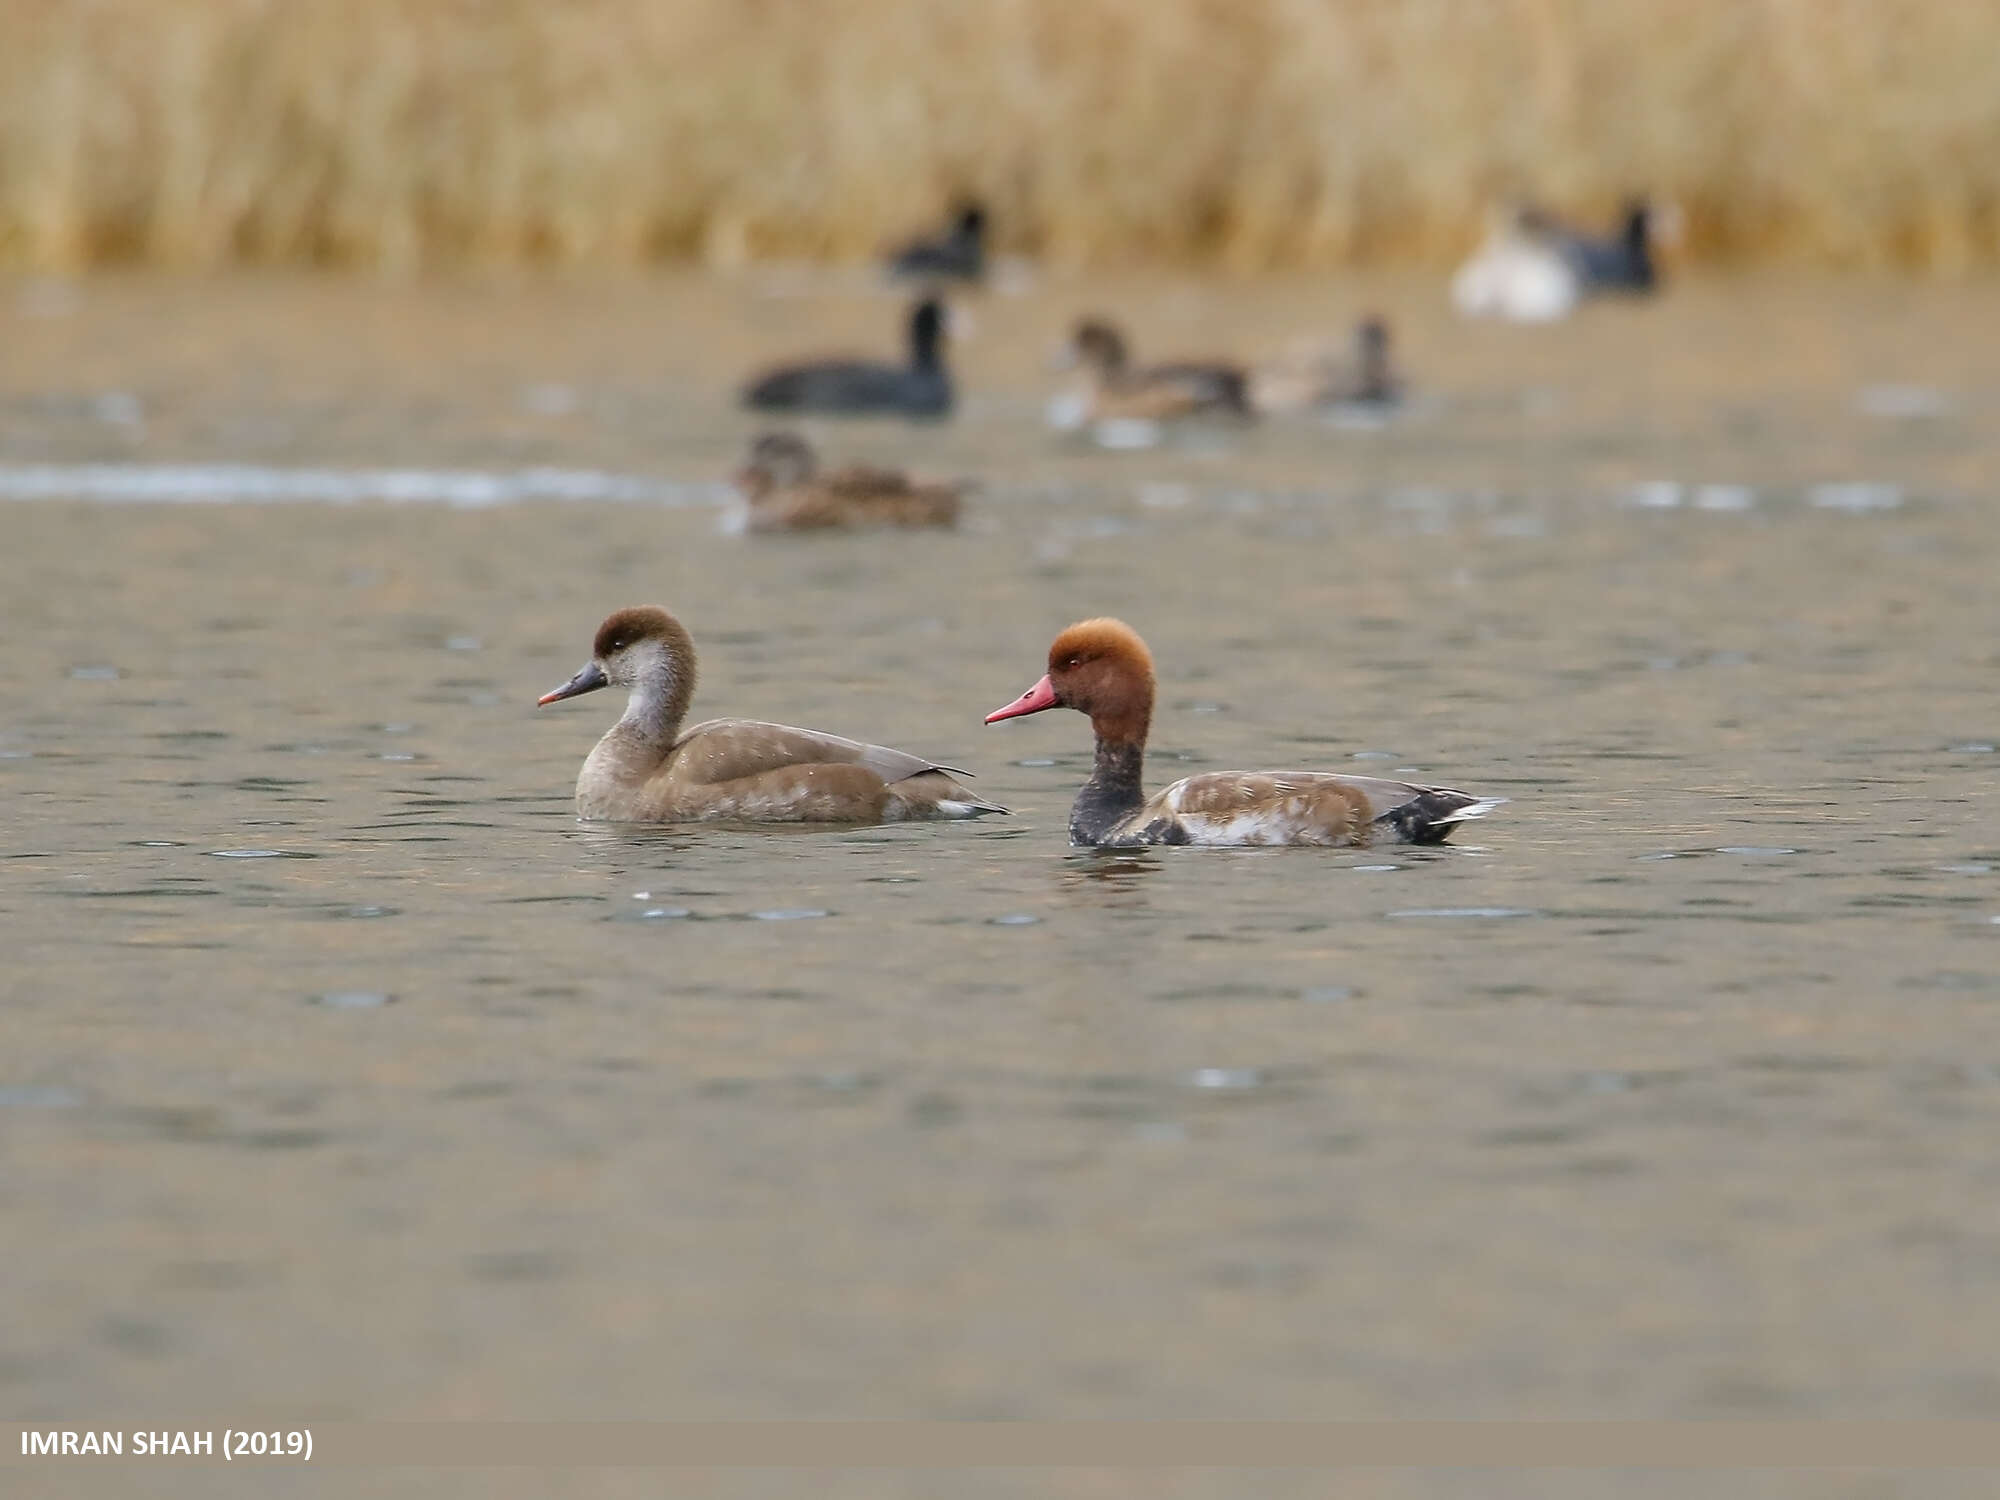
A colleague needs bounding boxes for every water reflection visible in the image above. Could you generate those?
[1056,849,1162,907]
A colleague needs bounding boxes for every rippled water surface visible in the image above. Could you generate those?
[4,272,1999,1464]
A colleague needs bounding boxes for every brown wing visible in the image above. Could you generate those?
[820,464,917,500]
[745,490,846,530]
[1092,363,1246,421]
[673,718,963,787]
[751,471,958,529]
[1147,771,1477,847]
[888,482,960,525]
[824,468,960,526]
[1152,771,1373,845]
[1093,381,1207,421]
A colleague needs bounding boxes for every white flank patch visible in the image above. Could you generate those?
[1190,811,1288,846]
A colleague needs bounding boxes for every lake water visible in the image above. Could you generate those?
[3,269,1998,1496]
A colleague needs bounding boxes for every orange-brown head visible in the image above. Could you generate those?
[986,617,1156,745]
[538,605,699,719]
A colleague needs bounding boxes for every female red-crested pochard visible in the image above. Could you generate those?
[540,606,1006,823]
[985,619,1499,847]
[729,431,961,532]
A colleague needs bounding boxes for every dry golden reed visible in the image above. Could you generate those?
[3,0,1997,272]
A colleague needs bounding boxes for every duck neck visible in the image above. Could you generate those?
[1357,328,1391,401]
[910,319,944,374]
[596,646,696,776]
[621,676,691,748]
[1623,209,1654,283]
[1071,727,1148,845]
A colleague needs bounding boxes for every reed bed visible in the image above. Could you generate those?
[3,0,1997,272]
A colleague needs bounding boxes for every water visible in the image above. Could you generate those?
[3,271,1999,1456]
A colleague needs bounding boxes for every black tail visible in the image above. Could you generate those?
[1375,789,1497,844]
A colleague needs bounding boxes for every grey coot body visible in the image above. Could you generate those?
[1557,199,1659,292]
[887,204,986,282]
[741,299,952,420]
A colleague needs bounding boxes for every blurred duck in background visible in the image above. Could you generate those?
[727,432,962,533]
[741,297,952,419]
[1249,316,1403,417]
[1453,196,1675,321]
[1451,201,1579,322]
[886,202,987,283]
[1556,197,1670,293]
[1046,317,1251,441]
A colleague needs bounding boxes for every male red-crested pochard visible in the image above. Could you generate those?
[729,431,961,532]
[540,606,1006,823]
[985,619,1499,848]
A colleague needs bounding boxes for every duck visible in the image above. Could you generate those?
[1249,316,1404,416]
[1453,197,1671,320]
[1046,317,1251,435]
[1450,201,1580,323]
[741,298,951,419]
[728,432,961,532]
[539,606,1006,823]
[886,202,987,282]
[1552,197,1663,294]
[984,618,1499,847]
